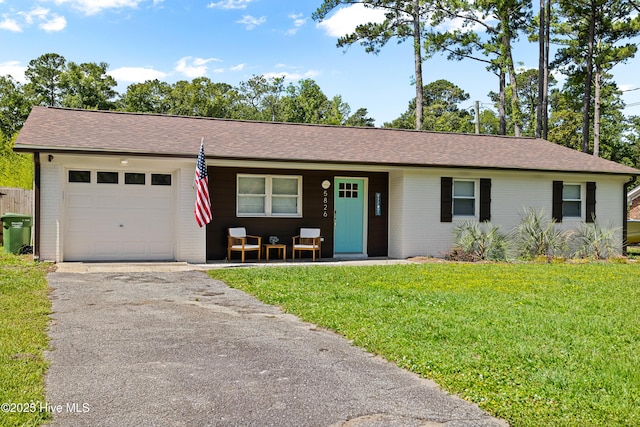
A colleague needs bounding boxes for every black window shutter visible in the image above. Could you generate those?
[586,181,596,223]
[552,181,563,222]
[441,177,453,222]
[479,178,491,222]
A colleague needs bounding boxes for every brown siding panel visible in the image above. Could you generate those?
[206,166,388,260]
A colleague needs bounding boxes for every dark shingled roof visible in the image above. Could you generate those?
[14,106,640,175]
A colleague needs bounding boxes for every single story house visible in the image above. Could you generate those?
[14,106,640,263]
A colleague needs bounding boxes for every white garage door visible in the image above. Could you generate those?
[65,170,175,261]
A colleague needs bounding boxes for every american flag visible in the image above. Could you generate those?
[194,139,212,227]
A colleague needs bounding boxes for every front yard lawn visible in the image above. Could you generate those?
[0,251,51,427]
[209,262,640,427]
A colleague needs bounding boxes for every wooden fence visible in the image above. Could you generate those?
[0,187,34,243]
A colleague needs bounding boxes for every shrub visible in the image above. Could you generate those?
[451,220,510,261]
[515,207,569,259]
[447,209,624,263]
[571,220,622,260]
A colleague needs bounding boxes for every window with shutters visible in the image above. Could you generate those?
[562,184,582,218]
[441,177,491,222]
[453,180,476,217]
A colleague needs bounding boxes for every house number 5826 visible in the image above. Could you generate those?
[323,190,328,217]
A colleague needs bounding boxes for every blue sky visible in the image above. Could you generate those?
[1,0,639,126]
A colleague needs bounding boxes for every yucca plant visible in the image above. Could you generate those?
[515,207,569,259]
[452,220,510,261]
[571,219,622,260]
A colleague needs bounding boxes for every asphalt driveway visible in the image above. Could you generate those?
[45,269,508,426]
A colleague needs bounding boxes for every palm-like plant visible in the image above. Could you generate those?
[452,220,510,261]
[571,220,621,259]
[515,208,569,259]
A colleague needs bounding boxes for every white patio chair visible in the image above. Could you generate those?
[292,228,322,261]
[227,227,261,262]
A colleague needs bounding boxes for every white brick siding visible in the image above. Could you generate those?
[38,162,62,262]
[175,166,207,263]
[388,168,629,258]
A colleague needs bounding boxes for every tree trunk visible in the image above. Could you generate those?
[537,0,545,138]
[581,1,596,153]
[504,33,521,137]
[543,0,550,139]
[593,63,601,157]
[412,0,423,130]
[475,100,480,134]
[499,71,506,135]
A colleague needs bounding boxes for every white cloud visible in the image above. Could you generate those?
[175,56,221,78]
[263,69,320,81]
[16,7,67,32]
[316,4,385,38]
[435,14,496,33]
[207,0,253,10]
[0,17,22,32]
[21,6,49,24]
[236,15,266,30]
[285,12,307,35]
[45,0,145,16]
[0,61,27,82]
[40,14,67,32]
[109,66,169,83]
[230,63,245,71]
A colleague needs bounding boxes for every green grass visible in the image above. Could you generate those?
[0,251,51,427]
[209,263,640,427]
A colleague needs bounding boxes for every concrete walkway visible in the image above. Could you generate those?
[45,267,508,426]
[52,258,413,274]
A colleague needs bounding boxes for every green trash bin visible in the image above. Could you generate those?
[1,213,32,254]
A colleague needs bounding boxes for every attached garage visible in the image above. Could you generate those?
[64,170,175,261]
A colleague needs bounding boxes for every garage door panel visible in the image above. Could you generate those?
[65,173,175,261]
[98,240,122,258]
[65,235,93,256]
[149,239,173,255]
[67,194,93,209]
[124,241,148,256]
[121,195,149,209]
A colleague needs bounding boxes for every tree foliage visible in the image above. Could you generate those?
[426,0,533,136]
[60,61,118,110]
[24,53,66,107]
[385,79,473,132]
[553,0,640,154]
[117,79,173,114]
[0,133,32,189]
[0,76,30,139]
[1,44,640,183]
[235,75,285,121]
[313,0,437,130]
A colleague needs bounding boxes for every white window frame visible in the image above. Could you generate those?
[237,174,302,217]
[452,179,477,218]
[562,183,582,219]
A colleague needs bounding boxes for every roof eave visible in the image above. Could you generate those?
[13,145,639,177]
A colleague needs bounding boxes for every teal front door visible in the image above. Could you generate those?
[334,178,365,254]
